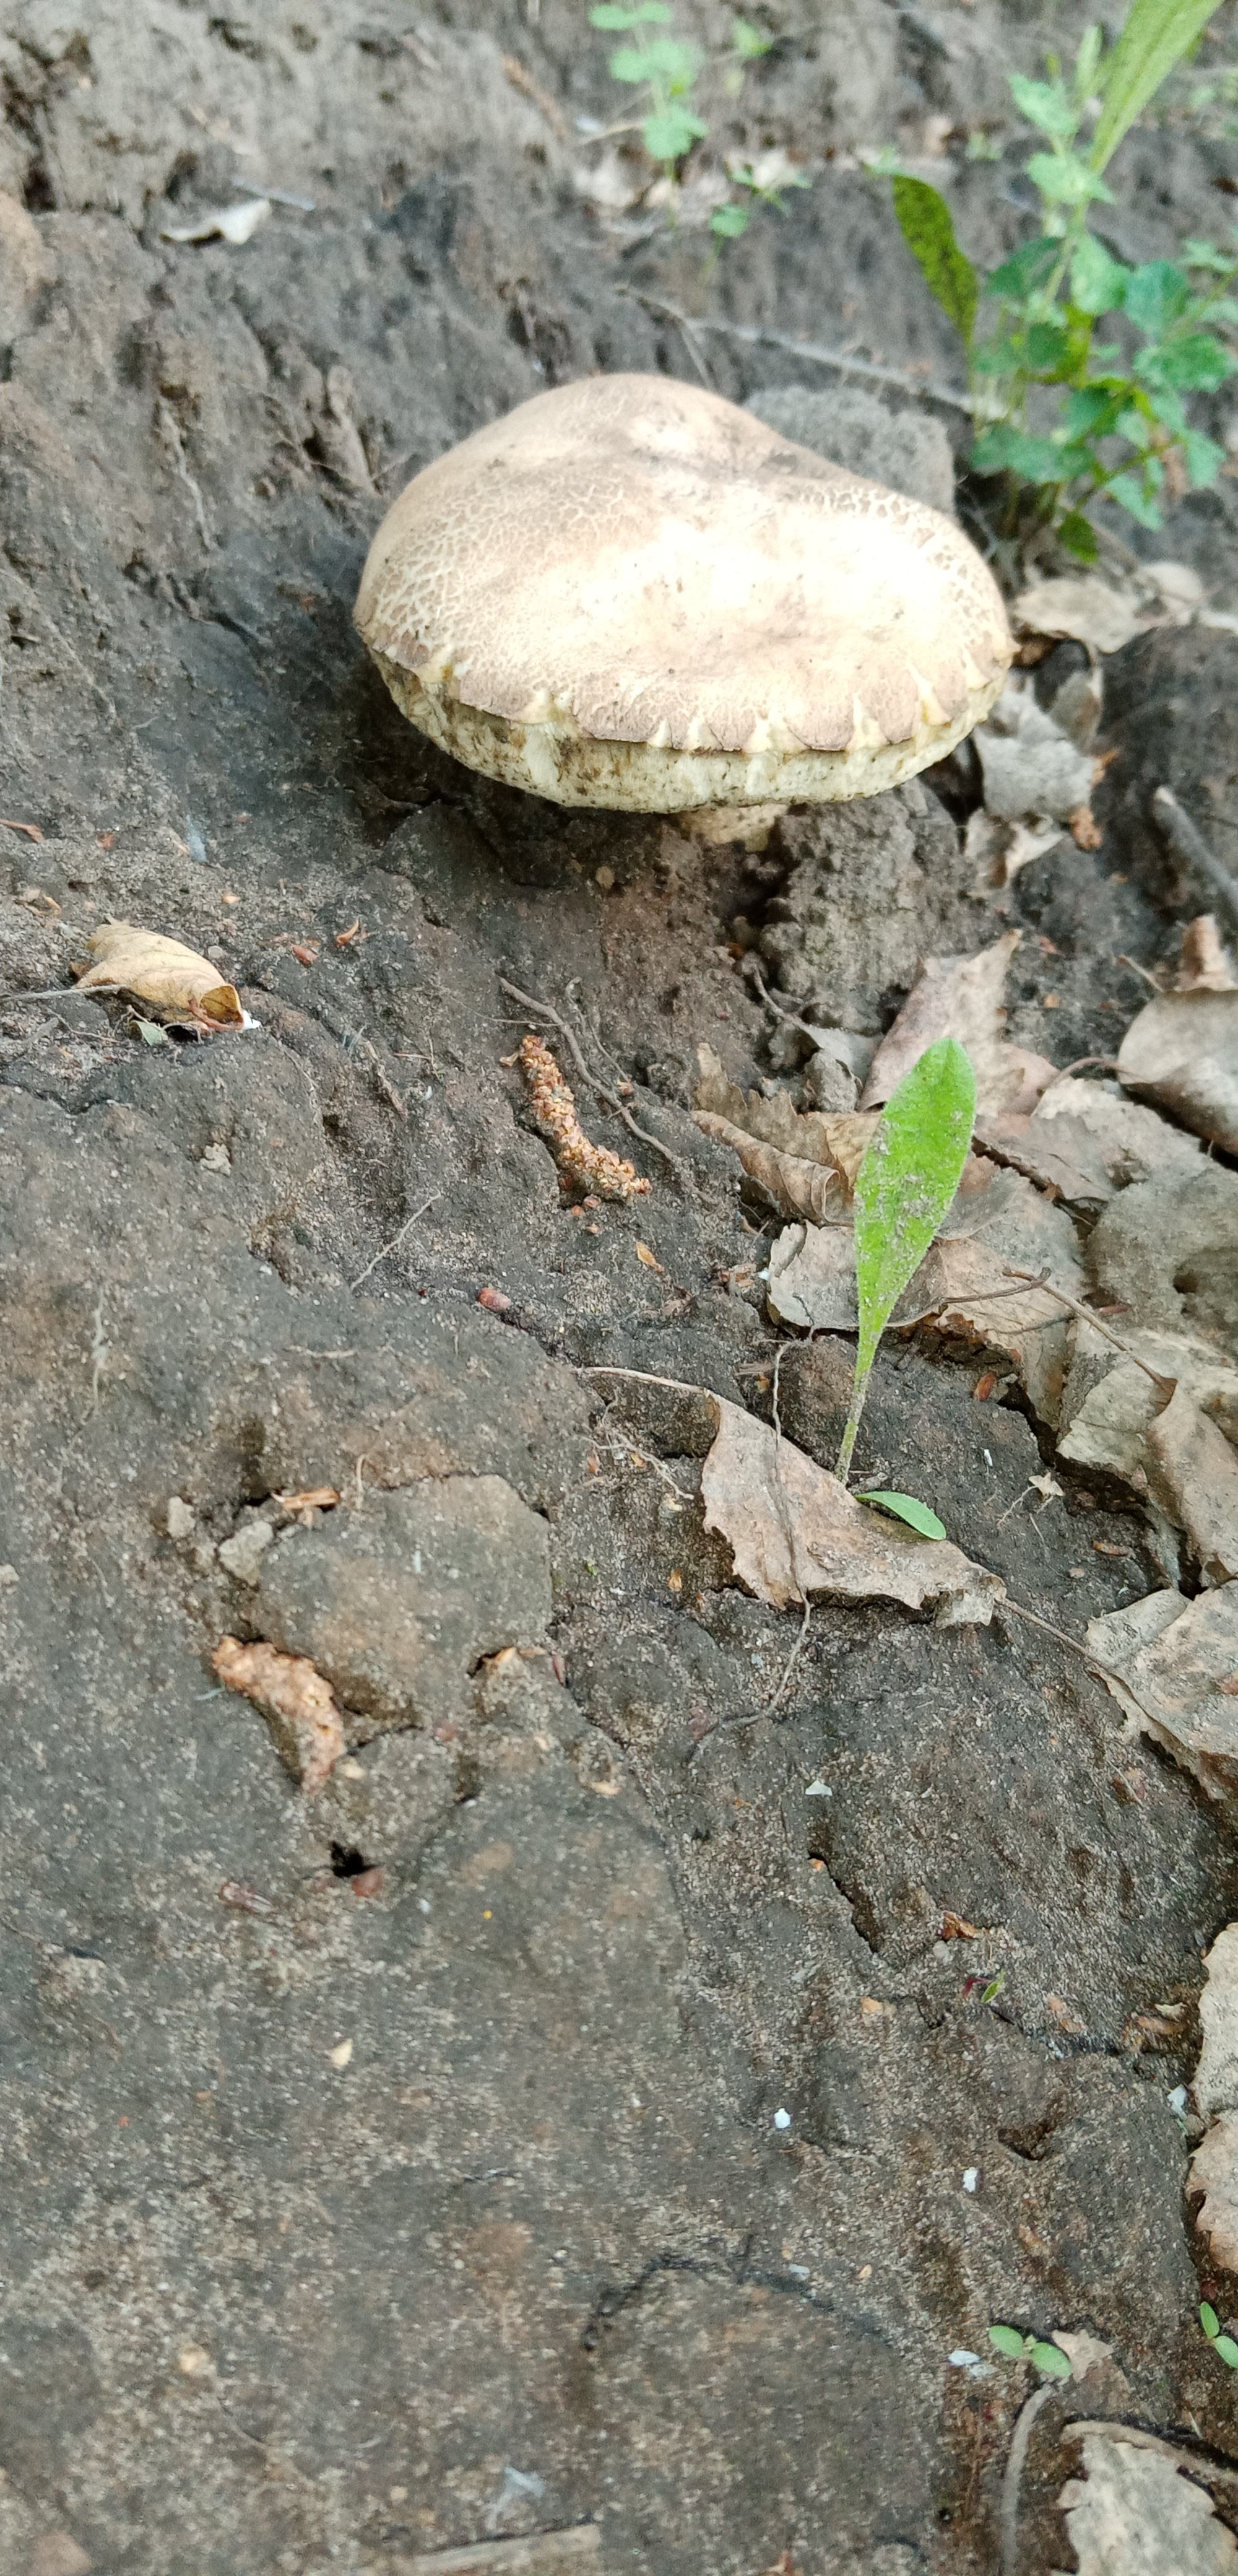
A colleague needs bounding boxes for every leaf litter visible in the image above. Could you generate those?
[72,923,246,1031]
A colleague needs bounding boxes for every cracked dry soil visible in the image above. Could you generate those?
[4,4,1238,2572]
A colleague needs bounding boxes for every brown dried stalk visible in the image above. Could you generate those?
[518,1033,650,1201]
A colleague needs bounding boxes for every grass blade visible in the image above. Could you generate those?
[1090,0,1227,172]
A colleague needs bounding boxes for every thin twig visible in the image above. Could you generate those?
[1000,1597,1156,1720]
[766,1339,812,1709]
[350,1195,438,1290]
[1000,2383,1057,2576]
[615,284,713,386]
[998,1268,1174,1391]
[499,978,690,1181]
[1151,786,1238,941]
[747,960,823,1045]
[579,1366,716,1397]
[621,295,974,416]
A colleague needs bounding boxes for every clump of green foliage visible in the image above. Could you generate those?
[589,4,807,239]
[889,0,1238,556]
[1200,2300,1238,2367]
[988,2323,1074,2378]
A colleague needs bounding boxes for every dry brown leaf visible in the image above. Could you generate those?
[972,1107,1113,1206]
[1058,2430,1238,2575]
[212,1634,345,1794]
[1013,574,1146,656]
[1117,987,1238,1154]
[75,923,244,1029]
[634,1240,665,1273]
[1032,1073,1203,1188]
[1059,1325,1238,1492]
[1189,2112,1238,2276]
[1086,1586,1238,1811]
[694,1045,859,1171]
[693,1108,849,1225]
[1146,1382,1238,1585]
[859,934,1055,1118]
[1177,915,1238,994]
[699,1396,1003,1627]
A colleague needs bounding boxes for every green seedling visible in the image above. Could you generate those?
[836,1038,976,1487]
[1200,2300,1238,2366]
[591,5,796,238]
[988,2323,1073,2378]
[854,1490,948,1540]
[886,0,1236,552]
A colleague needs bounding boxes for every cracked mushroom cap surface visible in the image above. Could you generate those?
[355,372,1012,811]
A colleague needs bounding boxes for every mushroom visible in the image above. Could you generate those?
[355,373,1011,812]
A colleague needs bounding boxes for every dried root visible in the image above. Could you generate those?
[518,1032,649,1201]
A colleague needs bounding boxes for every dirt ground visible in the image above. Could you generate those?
[3,4,1238,2572]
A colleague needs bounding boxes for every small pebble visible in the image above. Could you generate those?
[328,2038,353,2068]
[773,2107,792,2131]
[962,2166,979,2193]
[166,1497,194,1540]
[594,866,615,891]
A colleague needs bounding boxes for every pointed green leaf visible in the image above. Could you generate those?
[856,1491,948,1541]
[1184,428,1226,487]
[988,2323,1028,2359]
[711,201,751,238]
[1070,233,1128,315]
[1010,74,1078,143]
[1058,509,1099,562]
[1031,2341,1073,2379]
[1028,151,1113,206]
[988,236,1058,301]
[837,1040,976,1480]
[1216,2334,1238,2367]
[891,176,978,346]
[1201,2302,1221,2338]
[1090,0,1228,174]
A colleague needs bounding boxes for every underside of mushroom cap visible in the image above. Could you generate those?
[355,373,1013,811]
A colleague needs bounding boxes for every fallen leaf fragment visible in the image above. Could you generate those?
[1059,1325,1238,1505]
[699,1396,1003,1627]
[519,1032,649,1201]
[289,940,319,967]
[1051,2329,1112,2380]
[274,1486,340,1525]
[1,816,44,842]
[1146,1381,1238,1584]
[1013,574,1146,657]
[74,923,244,1030]
[1117,986,1238,1154]
[860,934,1054,1119]
[941,1913,979,1940]
[973,678,1095,824]
[1188,2115,1238,2276]
[334,918,364,948]
[634,1240,665,1273]
[1178,915,1238,994]
[693,1108,847,1224]
[212,1635,345,1794]
[162,198,272,245]
[1058,2429,1238,2575]
[1085,1586,1238,1811]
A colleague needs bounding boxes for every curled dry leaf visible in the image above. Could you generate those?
[75,923,244,1030]
[699,1395,1003,1629]
[1085,1585,1238,1812]
[1013,573,1147,657]
[1117,985,1238,1155]
[693,1110,847,1225]
[1146,1381,1238,1585]
[860,934,1055,1120]
[1058,2430,1238,2576]
[1060,1323,1238,1514]
[212,1634,346,1794]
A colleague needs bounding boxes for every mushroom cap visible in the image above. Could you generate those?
[355,372,1011,811]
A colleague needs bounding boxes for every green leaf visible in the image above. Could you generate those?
[855,1491,948,1541]
[1010,74,1078,143]
[1201,2302,1221,2339]
[591,1,672,22]
[980,1971,1006,2005]
[132,1016,170,1047]
[891,176,979,346]
[641,105,707,160]
[711,201,751,237]
[1024,318,1075,373]
[1184,427,1226,486]
[1090,0,1229,175]
[1062,383,1122,437]
[836,1039,976,1482]
[1138,331,1237,391]
[971,425,1066,482]
[1028,150,1114,206]
[1123,259,1192,334]
[1058,508,1099,562]
[988,235,1059,300]
[1108,466,1163,528]
[1070,232,1128,314]
[988,2323,1028,2360]
[731,14,771,59]
[612,33,699,85]
[1215,2334,1238,2369]
[1183,238,1237,273]
[1031,2341,1073,2379]
[1074,21,1104,102]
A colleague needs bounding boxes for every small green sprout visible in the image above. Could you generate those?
[837,1038,976,1486]
[883,0,1237,552]
[1200,2300,1238,2367]
[591,5,797,239]
[988,2323,1073,2378]
[855,1491,948,1541]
